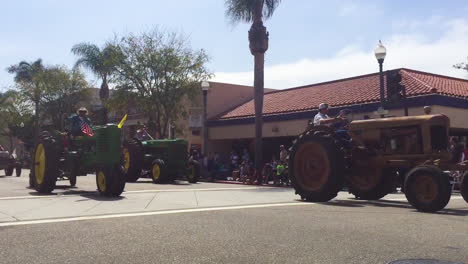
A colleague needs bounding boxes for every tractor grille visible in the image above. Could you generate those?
[96,129,110,153]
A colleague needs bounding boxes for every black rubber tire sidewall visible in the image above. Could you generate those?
[188,160,200,183]
[69,175,77,187]
[5,167,13,176]
[404,165,451,212]
[123,140,143,183]
[34,138,59,193]
[151,160,167,184]
[348,168,396,200]
[289,131,345,202]
[461,171,468,203]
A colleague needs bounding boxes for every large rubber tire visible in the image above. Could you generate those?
[151,160,167,184]
[69,165,78,187]
[32,138,59,193]
[187,160,200,183]
[123,140,143,183]
[5,167,13,176]
[96,165,126,197]
[461,171,468,203]
[347,162,396,200]
[289,131,345,202]
[69,175,77,187]
[404,166,451,212]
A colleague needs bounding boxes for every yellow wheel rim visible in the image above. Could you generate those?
[152,164,161,180]
[188,165,195,179]
[34,144,46,185]
[123,148,130,173]
[97,171,106,192]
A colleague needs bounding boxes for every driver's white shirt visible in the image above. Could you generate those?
[313,112,330,126]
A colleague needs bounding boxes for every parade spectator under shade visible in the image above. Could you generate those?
[279,145,288,163]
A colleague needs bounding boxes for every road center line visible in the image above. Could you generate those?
[0,202,312,227]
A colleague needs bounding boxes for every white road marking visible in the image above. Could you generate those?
[0,186,272,201]
[0,202,312,227]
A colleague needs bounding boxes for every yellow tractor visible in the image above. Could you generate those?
[289,114,468,212]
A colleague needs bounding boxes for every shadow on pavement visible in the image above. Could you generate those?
[127,179,193,186]
[77,193,125,202]
[316,199,468,216]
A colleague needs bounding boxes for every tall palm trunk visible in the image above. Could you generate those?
[253,52,265,178]
[249,1,269,182]
[100,76,109,124]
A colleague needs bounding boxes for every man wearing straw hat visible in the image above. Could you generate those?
[70,107,93,137]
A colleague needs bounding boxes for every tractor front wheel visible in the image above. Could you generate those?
[289,131,345,202]
[32,140,59,193]
[461,171,468,203]
[187,160,200,183]
[151,160,167,184]
[96,165,126,197]
[404,166,451,212]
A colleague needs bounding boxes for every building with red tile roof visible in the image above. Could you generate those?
[206,68,468,157]
[214,68,468,122]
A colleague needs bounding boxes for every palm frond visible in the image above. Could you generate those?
[71,43,103,74]
[225,0,281,23]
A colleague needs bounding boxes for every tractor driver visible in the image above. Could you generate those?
[313,103,345,127]
[70,107,93,137]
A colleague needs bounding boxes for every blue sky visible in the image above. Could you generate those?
[1,0,468,90]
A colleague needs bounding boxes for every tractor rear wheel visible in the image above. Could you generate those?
[289,131,345,202]
[187,160,200,183]
[96,165,126,197]
[347,161,395,200]
[404,166,451,212]
[461,171,468,203]
[123,140,143,182]
[32,138,59,193]
[151,160,167,184]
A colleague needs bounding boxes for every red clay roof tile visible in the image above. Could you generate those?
[218,68,468,120]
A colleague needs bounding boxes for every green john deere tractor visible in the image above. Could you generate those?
[30,124,126,197]
[122,132,200,184]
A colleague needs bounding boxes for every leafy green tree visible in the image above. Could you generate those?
[108,29,211,138]
[7,59,46,144]
[71,43,118,123]
[454,57,468,75]
[225,0,281,180]
[8,60,90,143]
[0,90,33,151]
[40,67,90,130]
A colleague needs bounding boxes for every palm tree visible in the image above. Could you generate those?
[225,0,281,182]
[7,59,45,144]
[71,43,116,123]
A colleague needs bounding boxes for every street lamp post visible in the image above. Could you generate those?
[201,81,210,156]
[374,40,387,117]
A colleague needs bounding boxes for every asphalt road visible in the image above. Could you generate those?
[0,169,467,264]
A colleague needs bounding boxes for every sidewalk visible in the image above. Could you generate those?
[199,178,291,188]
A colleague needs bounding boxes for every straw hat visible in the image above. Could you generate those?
[77,107,88,114]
